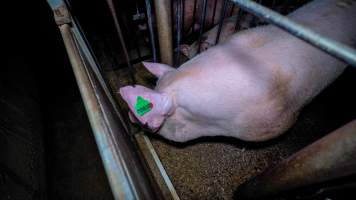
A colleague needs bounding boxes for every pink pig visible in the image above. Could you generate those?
[120,0,356,142]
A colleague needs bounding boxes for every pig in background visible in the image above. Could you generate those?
[120,0,356,142]
[179,14,255,59]
[178,0,309,59]
[172,0,239,36]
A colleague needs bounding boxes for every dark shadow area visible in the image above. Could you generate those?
[1,1,113,199]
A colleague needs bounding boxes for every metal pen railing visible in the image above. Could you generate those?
[230,0,356,67]
[47,1,163,199]
[47,0,356,198]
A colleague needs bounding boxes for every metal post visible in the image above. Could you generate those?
[154,0,174,65]
[230,0,356,67]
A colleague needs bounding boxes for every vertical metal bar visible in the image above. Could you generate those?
[181,0,185,37]
[191,0,198,34]
[154,0,174,65]
[144,0,158,62]
[175,0,183,66]
[234,7,243,31]
[197,0,208,53]
[235,120,356,199]
[229,3,235,16]
[106,0,136,83]
[59,23,161,200]
[215,0,228,44]
[229,0,356,67]
[134,40,142,61]
[134,1,142,61]
[211,0,218,27]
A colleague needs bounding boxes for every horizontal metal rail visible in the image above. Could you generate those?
[230,0,356,68]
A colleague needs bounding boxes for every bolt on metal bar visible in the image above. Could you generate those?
[197,0,208,53]
[215,0,229,45]
[230,0,356,68]
[144,0,158,62]
[106,0,136,83]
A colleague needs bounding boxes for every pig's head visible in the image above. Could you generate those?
[119,62,176,131]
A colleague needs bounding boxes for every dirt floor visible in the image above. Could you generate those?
[106,64,356,200]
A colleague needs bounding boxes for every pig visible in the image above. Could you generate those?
[180,14,255,59]
[173,0,239,35]
[120,0,356,142]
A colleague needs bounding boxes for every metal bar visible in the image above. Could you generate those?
[234,7,242,31]
[229,0,356,67]
[211,0,218,27]
[59,23,162,200]
[154,0,174,65]
[181,0,185,37]
[144,0,158,62]
[134,37,143,61]
[106,0,136,83]
[215,0,229,45]
[229,3,235,16]
[197,0,208,53]
[235,120,356,199]
[175,0,183,66]
[141,135,181,200]
[63,0,105,75]
[191,0,198,34]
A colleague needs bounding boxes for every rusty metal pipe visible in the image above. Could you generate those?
[154,0,173,65]
[59,23,162,200]
[235,120,356,199]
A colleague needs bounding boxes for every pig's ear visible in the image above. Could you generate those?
[119,85,174,130]
[142,61,175,78]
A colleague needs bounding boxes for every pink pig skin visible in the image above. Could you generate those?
[121,0,356,142]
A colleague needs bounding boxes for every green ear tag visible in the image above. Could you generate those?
[135,96,153,116]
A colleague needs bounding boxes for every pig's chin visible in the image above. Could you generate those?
[145,118,165,132]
